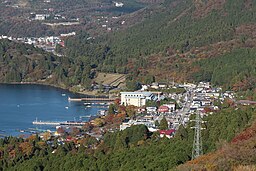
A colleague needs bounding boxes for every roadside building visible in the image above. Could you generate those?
[121,92,156,107]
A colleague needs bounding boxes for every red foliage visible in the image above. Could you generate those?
[118,105,126,113]
[231,122,256,143]
[204,107,214,113]
[57,127,65,134]
[105,114,115,124]
[114,98,121,105]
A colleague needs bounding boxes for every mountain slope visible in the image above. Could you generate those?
[177,119,256,171]
[64,0,256,77]
[0,39,92,88]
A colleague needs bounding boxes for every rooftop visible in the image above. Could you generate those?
[121,91,153,97]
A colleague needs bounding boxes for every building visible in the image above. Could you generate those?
[163,103,176,111]
[158,106,169,113]
[35,14,50,20]
[120,118,155,131]
[159,129,176,139]
[121,92,156,107]
[146,107,157,113]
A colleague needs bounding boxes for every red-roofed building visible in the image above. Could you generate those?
[159,129,175,139]
[158,105,169,113]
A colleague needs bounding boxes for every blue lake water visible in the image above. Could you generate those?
[0,84,104,136]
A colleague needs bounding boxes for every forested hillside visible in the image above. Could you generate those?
[178,109,256,171]
[0,39,93,89]
[62,0,256,96]
[191,48,256,91]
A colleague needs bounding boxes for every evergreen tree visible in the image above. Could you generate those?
[159,116,168,130]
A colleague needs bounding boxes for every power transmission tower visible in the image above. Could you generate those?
[191,111,205,160]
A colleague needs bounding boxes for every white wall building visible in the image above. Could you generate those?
[121,92,156,107]
[35,14,50,21]
[163,103,176,111]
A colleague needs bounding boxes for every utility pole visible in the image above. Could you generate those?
[191,111,205,160]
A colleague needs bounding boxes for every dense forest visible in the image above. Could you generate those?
[64,0,256,67]
[0,39,93,89]
[189,48,256,99]
[0,106,255,170]
[58,0,256,96]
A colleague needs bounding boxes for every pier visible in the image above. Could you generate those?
[32,119,86,126]
[68,97,115,102]
[32,120,61,125]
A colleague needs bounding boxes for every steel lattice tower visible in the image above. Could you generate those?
[191,111,204,160]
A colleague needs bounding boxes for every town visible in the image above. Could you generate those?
[0,33,73,55]
[27,80,251,146]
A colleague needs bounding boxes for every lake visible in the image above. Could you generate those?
[0,84,104,136]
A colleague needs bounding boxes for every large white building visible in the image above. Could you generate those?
[120,92,157,107]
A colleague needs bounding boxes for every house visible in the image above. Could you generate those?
[159,129,175,139]
[151,82,159,89]
[201,99,212,106]
[121,92,156,107]
[120,119,155,131]
[35,14,49,20]
[146,107,157,113]
[141,85,148,91]
[159,83,168,89]
[163,103,175,111]
[158,106,169,113]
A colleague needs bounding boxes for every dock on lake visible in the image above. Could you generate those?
[32,120,61,125]
[32,119,86,126]
[68,97,115,102]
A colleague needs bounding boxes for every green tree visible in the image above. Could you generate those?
[108,104,116,115]
[159,116,168,130]
[155,120,160,128]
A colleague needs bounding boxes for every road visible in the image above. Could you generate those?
[173,87,194,130]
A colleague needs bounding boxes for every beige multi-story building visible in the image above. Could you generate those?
[120,92,156,107]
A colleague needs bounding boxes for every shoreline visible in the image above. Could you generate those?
[0,82,102,97]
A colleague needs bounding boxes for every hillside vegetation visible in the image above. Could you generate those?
[63,0,256,96]
[0,106,254,170]
[178,115,256,171]
[0,39,93,89]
